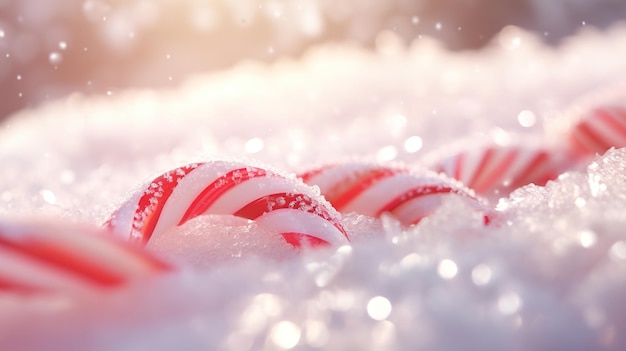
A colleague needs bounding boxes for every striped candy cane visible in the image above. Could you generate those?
[568,105,626,157]
[299,162,488,226]
[0,219,170,294]
[432,144,566,197]
[105,161,349,248]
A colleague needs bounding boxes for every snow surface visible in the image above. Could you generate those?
[1,25,626,350]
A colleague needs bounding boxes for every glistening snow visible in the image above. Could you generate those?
[1,26,626,350]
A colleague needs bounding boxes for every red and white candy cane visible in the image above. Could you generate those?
[431,143,569,197]
[560,83,626,157]
[567,105,626,157]
[298,162,488,226]
[0,219,170,294]
[105,161,349,248]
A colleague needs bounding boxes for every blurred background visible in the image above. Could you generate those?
[0,0,625,121]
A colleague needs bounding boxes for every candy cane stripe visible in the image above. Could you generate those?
[299,163,488,226]
[299,164,333,183]
[255,210,348,246]
[234,192,347,239]
[599,107,626,136]
[376,185,458,216]
[472,148,517,193]
[453,152,465,181]
[467,147,495,188]
[390,193,454,224]
[136,164,199,235]
[567,96,626,157]
[0,236,125,286]
[429,142,570,197]
[281,233,330,247]
[181,167,268,224]
[0,221,170,294]
[595,108,626,148]
[108,163,200,244]
[330,168,400,210]
[0,276,37,293]
[507,150,550,188]
[575,119,611,154]
[0,245,97,293]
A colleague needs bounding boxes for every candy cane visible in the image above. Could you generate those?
[432,144,567,197]
[105,161,349,248]
[0,220,170,294]
[568,105,626,157]
[299,162,488,225]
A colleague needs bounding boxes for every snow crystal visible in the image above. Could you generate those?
[147,215,296,269]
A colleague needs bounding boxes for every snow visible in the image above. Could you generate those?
[1,22,626,350]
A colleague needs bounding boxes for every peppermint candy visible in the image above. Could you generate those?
[430,143,569,197]
[299,162,488,225]
[0,220,170,294]
[106,161,349,248]
[567,105,626,156]
[556,83,626,157]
